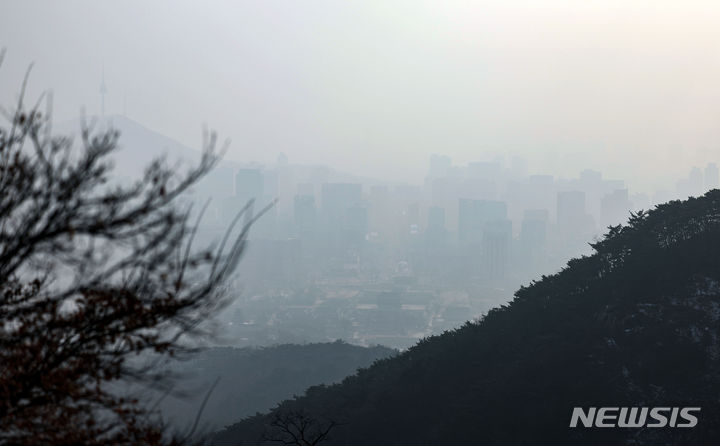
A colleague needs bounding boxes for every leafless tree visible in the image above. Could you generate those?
[263,410,340,446]
[0,54,269,444]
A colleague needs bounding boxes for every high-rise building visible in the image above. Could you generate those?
[557,191,586,228]
[689,167,704,196]
[630,193,650,213]
[483,219,512,280]
[294,194,316,237]
[297,182,315,196]
[321,183,364,252]
[321,183,362,215]
[458,199,507,244]
[405,203,420,232]
[345,205,369,245]
[427,206,445,231]
[705,163,719,190]
[519,209,548,274]
[369,185,390,235]
[425,206,446,248]
[263,169,279,199]
[556,190,595,254]
[195,165,234,200]
[600,189,632,228]
[521,209,548,250]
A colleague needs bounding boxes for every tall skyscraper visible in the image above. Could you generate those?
[294,194,316,237]
[483,218,512,280]
[427,206,446,232]
[458,199,507,244]
[705,163,719,190]
[521,209,548,250]
[321,183,362,216]
[689,167,704,196]
[600,189,632,228]
[321,183,364,252]
[557,191,586,228]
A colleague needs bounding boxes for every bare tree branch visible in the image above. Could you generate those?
[0,63,269,445]
[263,411,341,446]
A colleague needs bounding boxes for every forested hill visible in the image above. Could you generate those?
[214,191,720,446]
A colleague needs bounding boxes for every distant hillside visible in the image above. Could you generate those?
[135,342,394,433]
[214,191,720,445]
[55,115,387,193]
[55,114,228,175]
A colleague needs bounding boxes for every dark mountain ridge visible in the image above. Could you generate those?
[214,190,720,445]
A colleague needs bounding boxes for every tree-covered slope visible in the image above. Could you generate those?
[214,191,720,446]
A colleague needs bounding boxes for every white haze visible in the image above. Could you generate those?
[1,0,720,192]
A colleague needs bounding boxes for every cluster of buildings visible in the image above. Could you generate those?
[189,155,720,349]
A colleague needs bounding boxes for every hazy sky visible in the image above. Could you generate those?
[2,0,720,191]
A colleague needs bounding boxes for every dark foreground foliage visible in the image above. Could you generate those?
[0,59,264,445]
[216,190,720,446]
